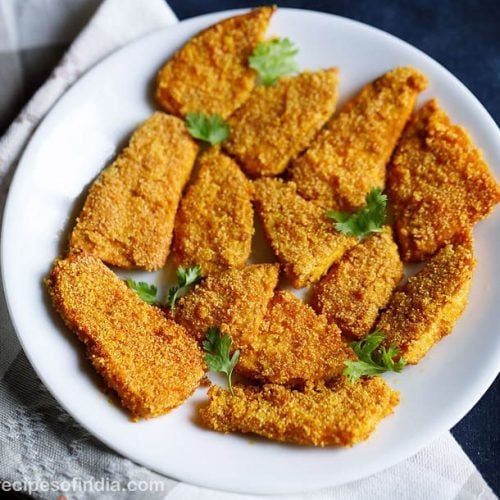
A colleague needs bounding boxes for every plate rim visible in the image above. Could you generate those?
[2,7,499,494]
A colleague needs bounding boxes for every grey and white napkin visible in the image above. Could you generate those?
[0,0,495,498]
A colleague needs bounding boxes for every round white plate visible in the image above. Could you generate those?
[2,8,500,495]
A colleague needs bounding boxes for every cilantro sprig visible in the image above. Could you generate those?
[126,264,201,309]
[203,327,240,395]
[343,330,406,382]
[125,279,158,305]
[326,187,387,238]
[167,265,202,310]
[249,37,299,86]
[185,113,230,145]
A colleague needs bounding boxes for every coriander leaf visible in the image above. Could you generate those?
[166,286,180,311]
[343,360,387,380]
[326,187,387,239]
[380,345,406,372]
[249,37,299,86]
[125,279,158,305]
[203,327,240,395]
[167,264,202,311]
[177,264,202,287]
[343,330,406,382]
[351,330,385,361]
[185,113,230,145]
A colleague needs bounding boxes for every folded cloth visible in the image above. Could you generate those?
[0,0,496,499]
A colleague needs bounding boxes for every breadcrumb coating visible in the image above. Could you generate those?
[223,69,339,176]
[253,178,357,287]
[155,7,274,118]
[290,67,428,211]
[172,264,279,348]
[237,291,351,385]
[376,237,476,364]
[387,99,500,262]
[311,228,403,339]
[46,254,204,420]
[172,148,254,275]
[69,112,197,270]
[199,377,399,446]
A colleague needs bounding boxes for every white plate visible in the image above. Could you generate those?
[2,8,500,495]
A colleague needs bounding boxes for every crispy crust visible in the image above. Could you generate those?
[69,112,198,270]
[199,377,399,446]
[290,67,428,211]
[253,178,357,287]
[223,69,339,176]
[237,291,351,385]
[155,7,275,118]
[311,228,403,339]
[387,99,500,262]
[376,237,476,364]
[172,148,254,276]
[172,264,280,348]
[46,254,204,420]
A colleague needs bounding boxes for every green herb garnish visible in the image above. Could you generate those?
[343,330,406,382]
[167,265,202,310]
[326,187,387,238]
[125,279,158,305]
[203,327,240,395]
[249,37,299,86]
[185,113,230,145]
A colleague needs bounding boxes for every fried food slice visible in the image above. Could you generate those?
[253,178,357,287]
[155,7,274,118]
[289,67,428,211]
[311,228,403,339]
[172,264,280,348]
[46,254,204,420]
[69,112,198,270]
[237,291,350,385]
[387,99,500,262]
[200,377,399,446]
[223,69,339,176]
[172,148,254,276]
[376,237,476,364]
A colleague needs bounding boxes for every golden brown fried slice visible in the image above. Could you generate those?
[172,149,254,276]
[223,69,339,176]
[46,254,204,420]
[155,7,274,118]
[253,178,357,287]
[311,228,403,339]
[376,237,476,364]
[387,99,500,262]
[69,112,197,271]
[200,377,399,446]
[237,291,350,385]
[290,67,428,211]
[172,264,279,348]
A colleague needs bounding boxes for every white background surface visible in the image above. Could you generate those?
[2,8,500,495]
[0,0,101,131]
